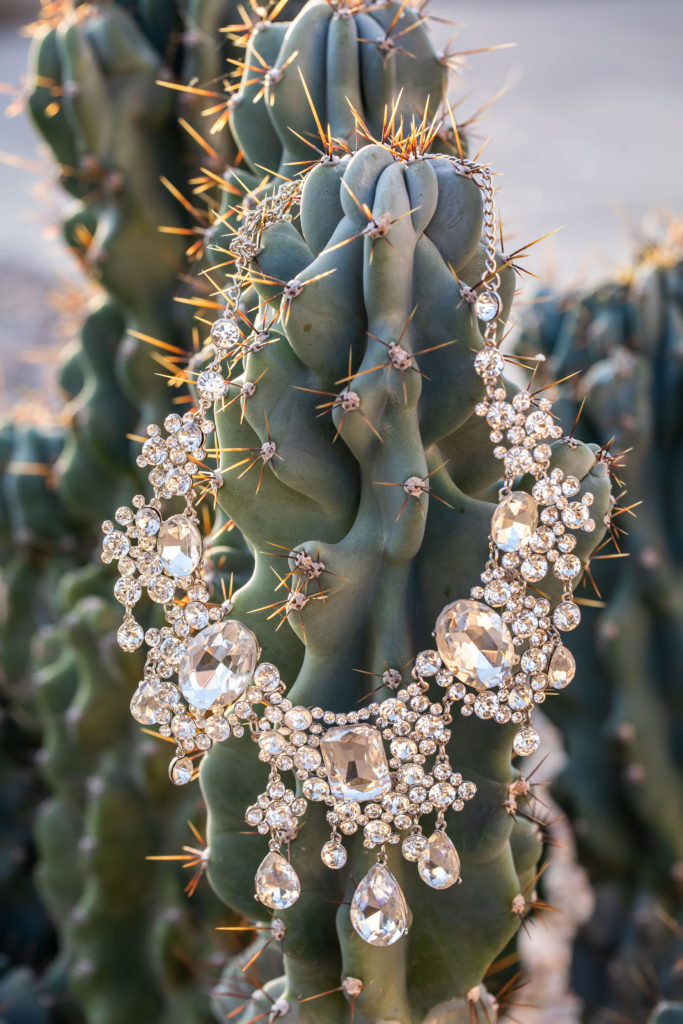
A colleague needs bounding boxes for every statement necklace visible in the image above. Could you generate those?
[101,152,593,947]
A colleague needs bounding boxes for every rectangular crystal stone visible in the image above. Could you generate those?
[320,724,392,802]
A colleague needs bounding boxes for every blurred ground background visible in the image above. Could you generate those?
[0,2,681,1020]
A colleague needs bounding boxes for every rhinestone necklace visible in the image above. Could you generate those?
[101,151,592,947]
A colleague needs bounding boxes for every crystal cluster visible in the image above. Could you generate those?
[242,655,475,945]
[102,408,260,782]
[429,336,595,754]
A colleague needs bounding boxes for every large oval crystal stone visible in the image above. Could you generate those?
[491,491,538,552]
[350,863,409,947]
[435,599,513,690]
[255,852,300,909]
[417,832,461,889]
[157,514,202,578]
[320,725,391,802]
[178,620,258,710]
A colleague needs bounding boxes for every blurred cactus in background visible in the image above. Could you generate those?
[516,222,683,1023]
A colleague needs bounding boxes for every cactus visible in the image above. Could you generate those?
[516,228,683,1021]
[180,7,615,1015]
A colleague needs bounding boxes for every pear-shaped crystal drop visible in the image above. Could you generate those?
[491,491,538,552]
[417,831,461,890]
[254,852,300,910]
[350,863,408,947]
[548,644,576,689]
[157,514,202,577]
[178,620,258,710]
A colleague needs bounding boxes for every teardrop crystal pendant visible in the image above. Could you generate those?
[417,831,461,889]
[157,514,202,577]
[547,644,576,689]
[491,491,538,552]
[254,852,301,910]
[435,599,513,689]
[178,620,258,710]
[350,863,409,947]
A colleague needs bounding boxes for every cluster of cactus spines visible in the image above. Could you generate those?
[516,228,683,1022]
[215,0,466,272]
[230,0,447,176]
[192,26,615,1013]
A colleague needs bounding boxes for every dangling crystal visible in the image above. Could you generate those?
[255,852,300,909]
[178,620,258,710]
[169,756,194,785]
[435,599,513,690]
[117,619,143,652]
[512,726,540,756]
[350,863,408,946]
[548,645,576,689]
[321,841,347,869]
[474,291,501,322]
[130,682,158,724]
[320,725,391,802]
[401,833,428,862]
[553,601,581,631]
[417,832,461,889]
[157,515,203,578]
[491,492,538,552]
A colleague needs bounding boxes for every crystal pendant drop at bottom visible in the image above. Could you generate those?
[254,852,301,910]
[417,831,461,889]
[169,756,193,785]
[350,863,408,946]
